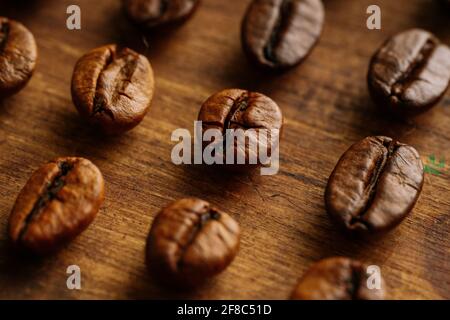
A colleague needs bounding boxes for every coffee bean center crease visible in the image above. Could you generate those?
[224,92,250,129]
[19,161,73,240]
[0,20,10,53]
[390,39,436,101]
[349,139,399,228]
[176,208,221,269]
[264,0,292,63]
[92,48,139,118]
[346,267,362,299]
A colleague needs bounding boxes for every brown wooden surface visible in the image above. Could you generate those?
[0,0,449,300]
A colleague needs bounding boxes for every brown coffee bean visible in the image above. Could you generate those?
[291,257,386,300]
[368,29,450,116]
[0,17,37,98]
[146,198,240,287]
[241,0,324,70]
[197,89,283,170]
[8,157,105,255]
[71,44,154,135]
[122,0,200,31]
[325,136,424,236]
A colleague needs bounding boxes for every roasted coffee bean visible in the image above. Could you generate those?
[0,17,37,98]
[368,29,450,116]
[146,198,240,287]
[71,44,154,135]
[291,257,385,300]
[122,0,200,30]
[241,0,324,70]
[8,157,104,255]
[325,136,424,236]
[197,89,283,169]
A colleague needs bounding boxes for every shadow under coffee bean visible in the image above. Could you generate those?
[71,44,154,135]
[325,136,424,237]
[0,17,37,98]
[146,198,240,288]
[291,257,385,300]
[368,28,450,117]
[241,0,324,71]
[8,157,105,255]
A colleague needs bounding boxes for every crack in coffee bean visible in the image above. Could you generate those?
[263,0,291,63]
[348,139,398,229]
[201,93,256,136]
[92,51,114,116]
[224,93,250,130]
[0,20,10,53]
[390,39,436,104]
[198,89,283,169]
[176,208,221,269]
[326,136,424,236]
[18,161,73,241]
[92,49,139,119]
[346,266,362,299]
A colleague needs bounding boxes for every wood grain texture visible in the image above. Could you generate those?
[0,0,449,299]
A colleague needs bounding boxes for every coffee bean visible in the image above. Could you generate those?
[368,29,450,116]
[122,0,200,31]
[8,157,105,255]
[197,89,283,169]
[0,17,37,98]
[146,198,240,287]
[241,0,324,70]
[71,44,154,135]
[325,136,424,236]
[291,257,385,300]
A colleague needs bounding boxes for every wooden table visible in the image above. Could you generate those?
[0,0,449,300]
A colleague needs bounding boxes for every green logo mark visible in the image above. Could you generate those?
[423,155,445,176]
